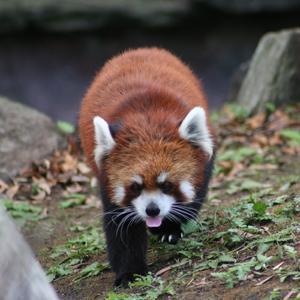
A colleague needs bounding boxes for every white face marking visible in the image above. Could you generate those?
[179,180,195,202]
[114,185,125,204]
[132,175,143,185]
[132,190,175,219]
[157,171,169,183]
[93,116,116,167]
[178,106,213,159]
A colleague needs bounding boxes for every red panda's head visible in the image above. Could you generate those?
[93,107,214,227]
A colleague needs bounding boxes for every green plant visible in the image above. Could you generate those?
[76,262,109,281]
[280,129,300,146]
[2,199,42,223]
[211,258,257,288]
[226,103,250,121]
[57,121,75,135]
[263,288,282,300]
[59,193,86,208]
[47,226,106,282]
[106,273,174,300]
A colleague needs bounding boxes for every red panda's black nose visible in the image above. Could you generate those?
[146,202,160,217]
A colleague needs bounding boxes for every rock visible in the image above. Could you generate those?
[235,28,300,114]
[0,97,62,177]
[227,61,250,102]
[0,204,59,300]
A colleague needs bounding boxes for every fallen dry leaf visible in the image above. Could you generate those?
[218,161,234,175]
[90,177,98,188]
[252,134,269,147]
[77,162,91,174]
[41,207,49,218]
[31,190,46,202]
[0,179,8,194]
[71,175,90,183]
[193,277,208,287]
[282,146,300,155]
[267,110,291,132]
[32,178,52,195]
[85,195,101,208]
[66,183,83,194]
[6,185,19,199]
[268,133,282,146]
[246,112,266,129]
[227,162,245,179]
[57,171,74,184]
[61,152,78,173]
[249,164,277,171]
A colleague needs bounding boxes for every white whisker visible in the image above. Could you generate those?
[172,208,198,217]
[166,212,181,224]
[104,207,134,230]
[172,204,198,212]
[116,211,136,244]
[171,208,197,221]
[126,214,142,237]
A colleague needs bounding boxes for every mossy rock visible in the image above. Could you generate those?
[0,97,62,177]
[236,28,300,114]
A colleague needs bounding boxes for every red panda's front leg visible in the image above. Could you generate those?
[103,211,148,286]
[149,202,201,244]
[149,218,183,244]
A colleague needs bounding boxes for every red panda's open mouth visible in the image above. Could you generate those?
[145,216,162,227]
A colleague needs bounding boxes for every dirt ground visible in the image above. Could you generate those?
[2,104,300,300]
[23,157,300,300]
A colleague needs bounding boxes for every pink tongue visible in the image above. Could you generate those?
[146,216,162,227]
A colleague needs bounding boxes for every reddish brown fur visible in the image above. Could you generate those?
[79,48,213,205]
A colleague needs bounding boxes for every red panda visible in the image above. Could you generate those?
[79,48,215,286]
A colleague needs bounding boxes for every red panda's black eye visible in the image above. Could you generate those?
[159,181,174,194]
[129,182,143,196]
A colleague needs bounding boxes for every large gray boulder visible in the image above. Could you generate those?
[0,97,62,177]
[236,28,300,114]
[0,203,59,300]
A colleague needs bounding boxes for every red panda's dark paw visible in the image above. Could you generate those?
[114,269,148,287]
[114,273,135,287]
[160,231,184,245]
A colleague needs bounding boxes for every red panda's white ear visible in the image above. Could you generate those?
[93,116,116,167]
[178,107,213,158]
